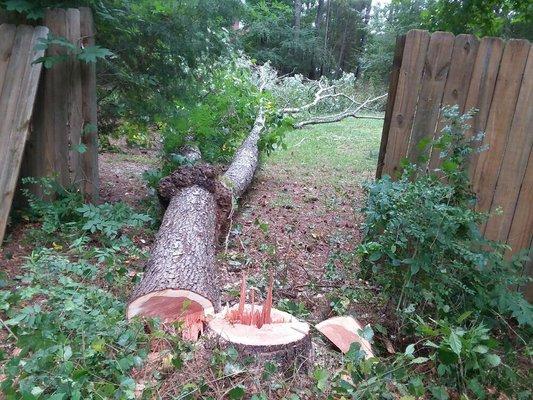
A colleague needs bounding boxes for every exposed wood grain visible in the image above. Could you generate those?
[429,34,479,169]
[0,25,48,244]
[463,37,505,175]
[79,7,99,203]
[484,46,533,242]
[472,40,530,216]
[376,34,405,179]
[407,31,454,164]
[382,29,430,177]
[0,24,16,93]
[65,8,83,185]
[507,149,533,253]
[21,8,88,198]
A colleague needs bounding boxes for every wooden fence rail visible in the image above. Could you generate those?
[377,30,533,299]
[0,24,48,245]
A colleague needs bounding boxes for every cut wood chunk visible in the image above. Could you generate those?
[127,289,214,322]
[209,304,312,368]
[316,316,374,358]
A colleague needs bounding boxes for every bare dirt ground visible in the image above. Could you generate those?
[1,119,385,398]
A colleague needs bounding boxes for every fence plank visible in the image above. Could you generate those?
[22,8,86,196]
[507,149,533,253]
[429,34,479,169]
[382,29,430,176]
[407,31,455,163]
[484,46,533,242]
[65,8,83,185]
[0,25,48,244]
[472,39,530,215]
[376,34,405,178]
[0,24,16,93]
[463,37,505,174]
[79,7,99,203]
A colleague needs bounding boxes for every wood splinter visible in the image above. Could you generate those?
[208,272,312,368]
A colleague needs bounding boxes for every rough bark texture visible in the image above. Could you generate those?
[128,108,266,321]
[128,186,220,313]
[222,107,266,198]
[214,334,312,370]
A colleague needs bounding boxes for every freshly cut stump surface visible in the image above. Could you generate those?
[209,304,312,368]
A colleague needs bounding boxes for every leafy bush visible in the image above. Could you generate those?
[22,178,152,240]
[0,244,149,399]
[358,107,532,326]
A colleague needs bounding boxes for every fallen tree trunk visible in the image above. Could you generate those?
[127,107,266,326]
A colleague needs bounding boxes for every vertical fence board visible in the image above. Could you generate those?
[0,25,48,243]
[382,30,430,176]
[507,150,533,253]
[21,7,99,202]
[464,37,505,174]
[485,47,533,242]
[407,31,454,163]
[79,7,99,203]
[380,30,533,293]
[65,8,83,185]
[0,24,16,92]
[429,34,479,169]
[472,40,530,215]
[376,34,405,178]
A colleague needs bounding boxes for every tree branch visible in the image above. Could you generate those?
[293,93,387,128]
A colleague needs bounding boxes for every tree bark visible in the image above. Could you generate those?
[127,107,266,323]
[293,0,302,39]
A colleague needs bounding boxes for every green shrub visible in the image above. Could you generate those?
[21,177,152,246]
[0,247,149,400]
[358,107,532,326]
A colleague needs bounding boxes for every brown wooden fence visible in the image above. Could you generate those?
[377,30,533,299]
[19,7,99,204]
[0,24,48,245]
[1,8,99,246]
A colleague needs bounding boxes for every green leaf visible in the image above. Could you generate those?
[405,343,415,356]
[313,368,329,392]
[77,46,112,63]
[228,385,245,400]
[448,331,462,356]
[74,143,87,154]
[485,353,501,367]
[456,310,472,323]
[359,325,374,342]
[429,386,449,400]
[63,345,72,361]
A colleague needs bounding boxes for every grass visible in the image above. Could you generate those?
[265,117,383,183]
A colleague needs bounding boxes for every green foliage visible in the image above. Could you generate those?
[0,245,149,399]
[21,177,152,245]
[422,0,533,40]
[33,34,112,68]
[358,107,532,326]
[162,58,262,165]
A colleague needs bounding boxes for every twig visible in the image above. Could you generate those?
[0,317,18,341]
